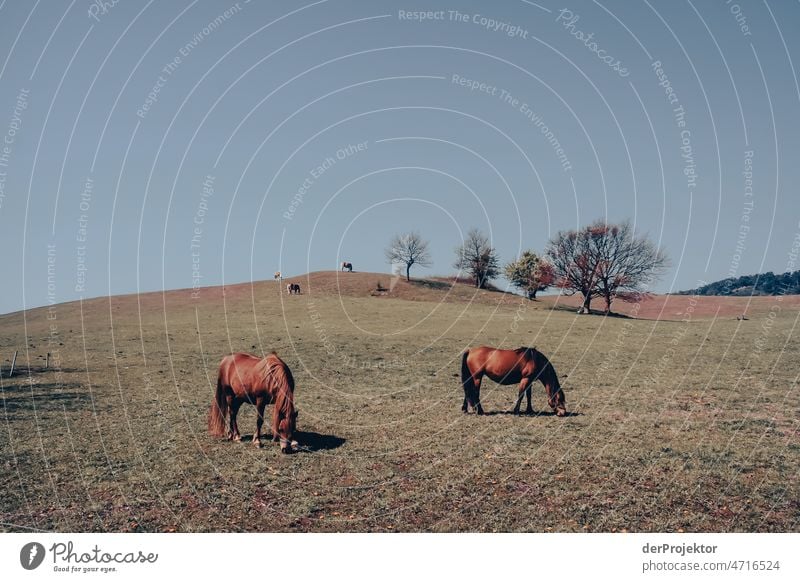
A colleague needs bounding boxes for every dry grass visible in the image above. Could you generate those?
[1,272,798,532]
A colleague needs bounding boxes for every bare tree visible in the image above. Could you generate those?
[385,231,432,282]
[546,220,669,314]
[591,221,669,313]
[454,228,501,289]
[504,251,555,300]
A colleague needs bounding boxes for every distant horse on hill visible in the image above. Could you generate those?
[208,352,298,453]
[274,271,282,280]
[341,261,353,272]
[286,283,301,294]
[460,346,566,417]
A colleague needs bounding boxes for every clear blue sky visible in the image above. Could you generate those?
[1,0,799,314]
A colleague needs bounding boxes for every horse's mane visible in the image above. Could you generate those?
[257,353,295,417]
[514,346,557,381]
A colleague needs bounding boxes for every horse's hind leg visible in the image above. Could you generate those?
[225,395,236,439]
[229,400,242,442]
[472,375,485,415]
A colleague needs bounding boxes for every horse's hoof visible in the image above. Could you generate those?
[233,435,242,442]
[253,439,262,448]
[556,408,567,417]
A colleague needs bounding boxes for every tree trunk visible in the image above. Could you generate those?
[528,288,537,300]
[578,293,592,314]
[604,294,612,314]
[406,264,411,282]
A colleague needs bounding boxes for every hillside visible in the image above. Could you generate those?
[539,292,800,320]
[280,271,521,305]
[4,271,800,326]
[676,270,800,296]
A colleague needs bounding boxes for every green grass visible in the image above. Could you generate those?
[1,286,798,532]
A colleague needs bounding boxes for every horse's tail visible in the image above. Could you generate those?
[461,350,473,392]
[208,371,228,437]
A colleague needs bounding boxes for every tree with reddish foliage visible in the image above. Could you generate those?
[546,220,668,314]
[546,228,603,313]
[504,251,555,300]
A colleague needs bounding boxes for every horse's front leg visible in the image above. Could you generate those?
[272,409,280,442]
[513,378,531,414]
[253,398,266,447]
[525,381,533,415]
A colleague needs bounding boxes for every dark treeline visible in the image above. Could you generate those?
[677,270,800,296]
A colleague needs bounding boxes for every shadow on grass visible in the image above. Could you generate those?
[293,430,345,452]
[480,410,582,418]
[240,430,346,452]
[410,279,452,291]
[0,382,91,418]
[1,380,83,393]
[546,302,635,319]
[2,365,83,379]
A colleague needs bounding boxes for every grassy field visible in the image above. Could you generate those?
[1,272,798,532]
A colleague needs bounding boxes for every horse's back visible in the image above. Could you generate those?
[465,346,497,375]
[221,352,261,368]
[218,352,261,390]
[467,345,534,383]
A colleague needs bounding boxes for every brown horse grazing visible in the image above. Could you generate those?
[208,352,298,453]
[461,346,566,417]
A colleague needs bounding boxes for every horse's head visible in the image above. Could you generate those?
[549,380,567,417]
[277,409,298,453]
[538,352,567,417]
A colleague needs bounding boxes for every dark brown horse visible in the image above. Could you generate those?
[208,352,298,453]
[461,346,566,416]
[341,261,353,272]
